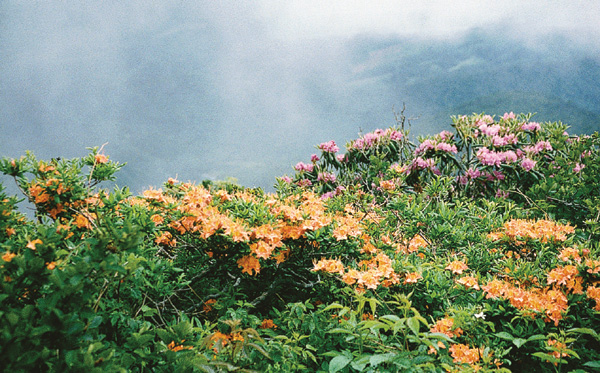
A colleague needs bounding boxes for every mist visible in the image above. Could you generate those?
[2,1,600,195]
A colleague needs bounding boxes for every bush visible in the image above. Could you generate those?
[2,113,600,371]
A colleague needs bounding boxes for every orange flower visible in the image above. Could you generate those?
[379,179,396,191]
[488,219,575,244]
[404,272,422,284]
[250,241,274,260]
[428,341,446,355]
[558,247,581,263]
[2,251,16,262]
[46,261,57,270]
[237,255,261,276]
[361,241,378,255]
[150,214,164,225]
[355,269,380,290]
[74,214,93,229]
[430,317,463,338]
[94,153,109,164]
[6,227,16,237]
[273,249,290,264]
[547,265,582,294]
[408,234,428,253]
[259,319,277,329]
[456,275,480,290]
[203,299,217,312]
[312,258,345,275]
[155,231,176,247]
[362,313,375,320]
[342,269,360,285]
[586,286,600,311]
[449,343,482,365]
[446,260,469,275]
[167,340,192,352]
[209,332,230,351]
[547,339,569,361]
[48,203,64,219]
[26,239,43,251]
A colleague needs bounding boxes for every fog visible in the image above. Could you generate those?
[2,1,599,195]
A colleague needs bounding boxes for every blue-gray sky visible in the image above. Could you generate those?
[1,1,599,193]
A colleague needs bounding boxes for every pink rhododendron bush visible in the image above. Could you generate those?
[1,113,600,371]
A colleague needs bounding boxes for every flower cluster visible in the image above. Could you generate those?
[318,140,340,153]
[347,128,403,151]
[487,219,575,245]
[482,279,568,325]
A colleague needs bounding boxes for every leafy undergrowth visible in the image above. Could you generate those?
[1,113,600,372]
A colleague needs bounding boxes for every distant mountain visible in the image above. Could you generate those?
[349,31,600,136]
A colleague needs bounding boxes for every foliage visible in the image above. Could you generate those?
[1,113,600,371]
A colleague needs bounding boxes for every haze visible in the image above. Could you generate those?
[2,1,599,194]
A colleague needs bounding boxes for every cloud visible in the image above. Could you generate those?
[257,1,600,47]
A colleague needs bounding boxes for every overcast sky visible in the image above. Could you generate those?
[1,1,599,193]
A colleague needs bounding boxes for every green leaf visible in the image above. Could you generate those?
[322,303,344,312]
[526,334,547,342]
[327,328,355,335]
[407,316,420,335]
[329,355,352,373]
[370,353,395,367]
[583,361,600,368]
[512,338,527,348]
[494,332,514,341]
[568,328,599,338]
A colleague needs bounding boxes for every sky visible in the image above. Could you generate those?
[1,1,599,195]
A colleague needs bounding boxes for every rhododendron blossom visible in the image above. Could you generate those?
[318,140,339,153]
[521,121,541,131]
[520,158,537,171]
[294,162,314,172]
[574,163,585,173]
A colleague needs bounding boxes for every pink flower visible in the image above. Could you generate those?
[574,163,585,173]
[296,179,312,187]
[465,168,481,179]
[318,140,339,153]
[334,185,346,195]
[521,122,541,131]
[435,142,458,153]
[492,134,518,147]
[439,131,453,141]
[389,129,404,141]
[491,170,505,181]
[280,176,292,183]
[311,154,320,163]
[412,157,436,170]
[294,162,314,172]
[520,158,537,171]
[321,192,335,200]
[502,112,516,120]
[495,190,509,198]
[502,150,518,163]
[476,147,502,166]
[415,139,435,155]
[524,141,552,154]
[336,154,346,162]
[317,172,336,183]
[479,124,502,137]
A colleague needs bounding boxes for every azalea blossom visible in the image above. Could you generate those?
[446,260,469,275]
[404,272,422,284]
